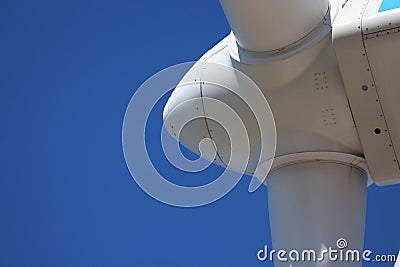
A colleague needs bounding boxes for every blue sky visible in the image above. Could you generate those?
[0,0,399,266]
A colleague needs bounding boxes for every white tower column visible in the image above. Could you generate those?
[267,161,367,266]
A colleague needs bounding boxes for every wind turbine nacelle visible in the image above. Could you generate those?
[333,0,400,185]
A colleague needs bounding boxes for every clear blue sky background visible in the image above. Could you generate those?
[0,0,399,266]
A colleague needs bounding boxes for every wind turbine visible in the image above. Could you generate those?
[161,0,400,266]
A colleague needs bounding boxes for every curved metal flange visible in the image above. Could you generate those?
[228,0,340,64]
[256,151,373,186]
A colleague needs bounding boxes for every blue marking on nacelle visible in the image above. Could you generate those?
[379,0,400,12]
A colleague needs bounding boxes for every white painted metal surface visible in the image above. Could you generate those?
[258,151,373,186]
[268,161,367,267]
[164,0,400,185]
[165,29,364,175]
[333,0,400,185]
[219,0,329,52]
[164,62,276,175]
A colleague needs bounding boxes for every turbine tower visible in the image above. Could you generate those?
[162,0,400,265]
